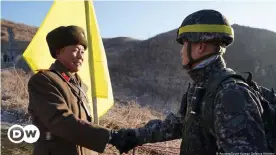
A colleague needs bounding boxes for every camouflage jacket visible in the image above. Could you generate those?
[134,55,270,154]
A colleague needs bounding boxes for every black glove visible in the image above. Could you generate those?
[108,128,139,154]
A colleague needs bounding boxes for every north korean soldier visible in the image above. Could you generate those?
[28,25,111,155]
[107,9,272,154]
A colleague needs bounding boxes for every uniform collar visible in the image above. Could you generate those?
[49,60,88,94]
[50,60,76,82]
[187,55,227,85]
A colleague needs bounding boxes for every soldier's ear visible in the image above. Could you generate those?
[55,48,62,58]
[197,42,207,55]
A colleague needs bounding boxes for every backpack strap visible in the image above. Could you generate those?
[200,69,247,133]
[203,70,246,97]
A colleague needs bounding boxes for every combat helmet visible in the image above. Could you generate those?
[176,9,234,69]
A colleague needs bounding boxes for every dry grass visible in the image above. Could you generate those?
[1,128,33,155]
[100,102,180,155]
[100,101,164,129]
[1,68,32,121]
[1,69,181,155]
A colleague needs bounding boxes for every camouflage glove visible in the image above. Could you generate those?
[108,128,139,154]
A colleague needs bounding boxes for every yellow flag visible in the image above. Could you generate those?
[22,0,114,119]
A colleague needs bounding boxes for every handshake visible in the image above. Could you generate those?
[108,128,141,154]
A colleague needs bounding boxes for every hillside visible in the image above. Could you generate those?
[2,18,276,155]
[1,19,276,111]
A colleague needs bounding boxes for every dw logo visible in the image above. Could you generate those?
[8,124,40,143]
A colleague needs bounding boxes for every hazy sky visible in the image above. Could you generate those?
[1,0,276,40]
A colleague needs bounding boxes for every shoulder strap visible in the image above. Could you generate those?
[37,69,69,83]
[200,69,247,135]
[203,70,246,97]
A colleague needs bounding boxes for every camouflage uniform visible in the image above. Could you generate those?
[108,9,270,154]
[131,55,269,154]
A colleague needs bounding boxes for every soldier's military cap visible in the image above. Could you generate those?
[46,25,88,58]
[176,9,234,47]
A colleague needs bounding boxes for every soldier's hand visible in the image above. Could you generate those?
[108,128,138,154]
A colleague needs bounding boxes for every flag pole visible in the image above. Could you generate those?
[84,0,99,125]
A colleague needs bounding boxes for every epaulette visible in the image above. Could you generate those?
[35,69,51,73]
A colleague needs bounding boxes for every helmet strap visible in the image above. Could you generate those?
[183,43,221,70]
[183,42,194,70]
